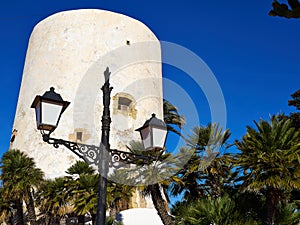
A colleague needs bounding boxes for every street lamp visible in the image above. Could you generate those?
[136,113,168,151]
[31,67,167,225]
[31,87,70,134]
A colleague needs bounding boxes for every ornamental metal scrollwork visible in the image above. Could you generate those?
[42,134,100,165]
[110,149,155,164]
[42,134,155,166]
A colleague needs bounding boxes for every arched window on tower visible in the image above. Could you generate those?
[118,97,132,112]
[113,93,137,119]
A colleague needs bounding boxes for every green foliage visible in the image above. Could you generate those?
[170,124,233,200]
[126,140,176,225]
[105,216,123,225]
[35,177,72,224]
[172,194,260,225]
[186,123,231,153]
[1,149,44,200]
[127,140,178,186]
[163,99,186,137]
[0,187,14,224]
[2,96,300,225]
[66,160,95,175]
[269,0,300,18]
[288,89,300,130]
[0,149,44,225]
[288,89,300,110]
[35,161,135,224]
[63,161,99,218]
[65,161,134,220]
[235,116,300,193]
[234,115,300,224]
[71,174,99,215]
[276,202,300,225]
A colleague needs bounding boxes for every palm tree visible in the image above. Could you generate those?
[172,194,259,225]
[66,160,96,176]
[186,123,231,153]
[163,99,185,137]
[275,202,300,225]
[127,140,177,225]
[71,173,98,224]
[64,161,97,224]
[35,177,72,225]
[288,89,300,131]
[106,178,134,219]
[170,148,204,201]
[170,124,232,201]
[0,187,14,225]
[105,100,185,225]
[0,149,44,225]
[201,154,237,198]
[235,116,300,225]
[65,161,134,224]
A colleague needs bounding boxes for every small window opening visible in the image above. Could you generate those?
[126,40,130,45]
[118,97,132,112]
[76,132,83,142]
[9,129,18,149]
[10,135,15,143]
[10,129,18,143]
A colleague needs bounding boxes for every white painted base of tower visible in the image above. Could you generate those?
[116,208,164,225]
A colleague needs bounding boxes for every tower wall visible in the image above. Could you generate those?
[11,8,163,189]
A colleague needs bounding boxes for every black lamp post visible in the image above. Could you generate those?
[31,67,167,225]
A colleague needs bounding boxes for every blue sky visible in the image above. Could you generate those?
[0,0,300,158]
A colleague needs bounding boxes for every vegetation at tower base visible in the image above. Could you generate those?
[0,149,44,225]
[35,161,132,225]
[126,140,177,225]
[171,116,300,225]
[64,161,98,224]
[234,116,300,225]
[0,187,14,224]
[119,99,185,225]
[2,93,300,225]
[269,0,300,18]
[35,177,71,224]
[172,194,261,225]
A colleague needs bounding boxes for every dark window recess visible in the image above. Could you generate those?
[76,132,83,142]
[10,135,15,143]
[126,40,130,45]
[118,97,132,111]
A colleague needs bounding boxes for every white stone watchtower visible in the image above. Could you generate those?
[10,9,163,206]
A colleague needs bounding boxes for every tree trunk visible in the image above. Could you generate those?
[46,213,52,225]
[25,190,37,225]
[5,215,14,225]
[109,197,122,220]
[14,200,25,225]
[265,188,279,225]
[91,213,96,225]
[78,215,85,225]
[149,184,174,225]
[109,201,117,220]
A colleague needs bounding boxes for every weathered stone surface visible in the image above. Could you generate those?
[11,9,163,181]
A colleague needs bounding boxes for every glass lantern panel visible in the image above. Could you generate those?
[41,102,63,127]
[140,126,151,150]
[152,127,167,149]
[35,103,41,127]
